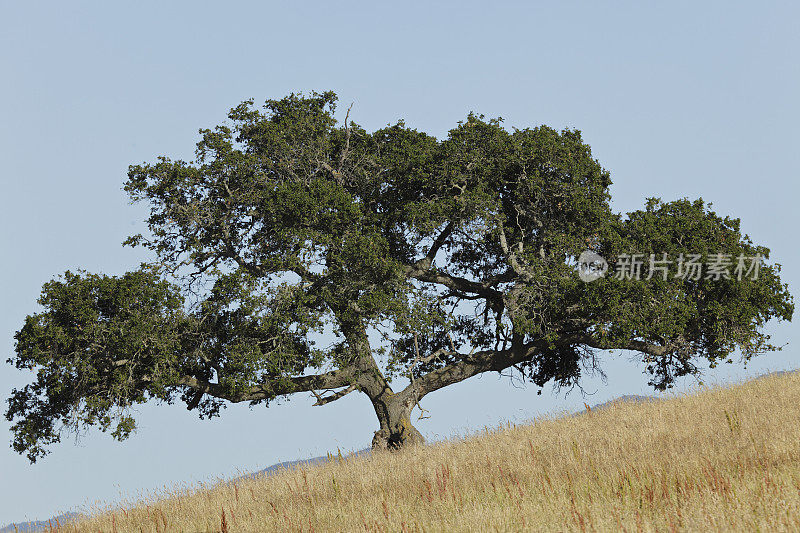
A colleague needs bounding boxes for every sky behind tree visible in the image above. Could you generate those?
[1,1,798,524]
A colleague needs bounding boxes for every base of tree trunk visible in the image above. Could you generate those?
[371,416,425,450]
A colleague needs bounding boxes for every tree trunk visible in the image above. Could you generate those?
[333,309,425,450]
[369,391,425,450]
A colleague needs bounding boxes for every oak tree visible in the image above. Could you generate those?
[7,92,793,462]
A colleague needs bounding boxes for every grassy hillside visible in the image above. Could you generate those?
[59,371,800,532]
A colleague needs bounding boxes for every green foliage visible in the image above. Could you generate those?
[7,267,185,462]
[7,91,793,461]
[580,198,794,387]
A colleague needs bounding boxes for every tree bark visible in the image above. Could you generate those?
[369,390,425,450]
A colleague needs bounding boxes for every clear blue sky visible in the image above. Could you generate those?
[1,1,798,524]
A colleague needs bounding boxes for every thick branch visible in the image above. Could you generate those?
[403,264,507,303]
[423,221,454,265]
[400,329,670,403]
[179,367,358,406]
[575,333,671,358]
[401,338,549,402]
[402,220,511,302]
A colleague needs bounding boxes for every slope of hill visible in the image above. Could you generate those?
[0,397,643,532]
[45,369,800,532]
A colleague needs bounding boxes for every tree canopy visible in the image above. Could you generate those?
[7,91,794,462]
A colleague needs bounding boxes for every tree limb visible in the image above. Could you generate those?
[403,264,506,304]
[423,221,454,265]
[179,367,358,406]
[401,338,550,402]
[575,333,671,357]
[312,383,359,406]
[497,222,536,282]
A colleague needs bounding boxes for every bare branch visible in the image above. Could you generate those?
[497,222,535,282]
[312,383,359,406]
[337,102,354,174]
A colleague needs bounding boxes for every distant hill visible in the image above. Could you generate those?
[237,448,371,481]
[0,512,79,533]
[583,394,655,412]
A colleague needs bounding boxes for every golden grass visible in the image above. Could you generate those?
[59,371,800,532]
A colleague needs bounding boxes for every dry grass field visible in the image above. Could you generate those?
[54,370,800,532]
